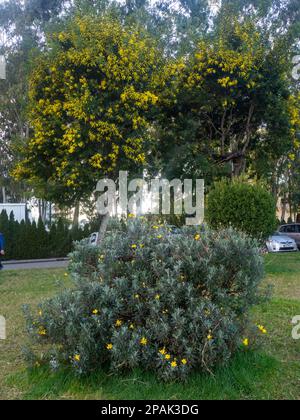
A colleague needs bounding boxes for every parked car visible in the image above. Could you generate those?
[278,224,300,249]
[266,232,298,253]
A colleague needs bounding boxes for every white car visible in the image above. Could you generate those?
[266,232,298,253]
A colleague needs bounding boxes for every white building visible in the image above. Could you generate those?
[0,203,27,222]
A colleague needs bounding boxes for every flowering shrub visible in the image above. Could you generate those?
[24,219,265,381]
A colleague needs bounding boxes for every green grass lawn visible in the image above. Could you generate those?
[0,253,300,400]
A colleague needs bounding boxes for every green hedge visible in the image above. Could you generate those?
[0,210,90,260]
[206,179,277,239]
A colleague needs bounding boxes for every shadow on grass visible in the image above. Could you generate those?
[7,350,279,400]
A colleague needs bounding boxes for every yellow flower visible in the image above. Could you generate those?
[157,235,162,239]
[159,348,166,355]
[92,309,99,315]
[181,359,187,365]
[106,343,113,350]
[243,338,249,347]
[128,213,135,218]
[134,294,140,299]
[165,354,171,360]
[131,244,137,249]
[152,225,159,230]
[257,325,267,334]
[207,334,213,341]
[140,337,148,346]
[115,320,123,327]
[64,272,68,277]
[129,324,135,330]
[194,234,201,241]
[74,354,81,362]
[155,294,161,300]
[140,244,145,248]
[171,361,178,368]
[38,328,47,336]
[38,310,43,317]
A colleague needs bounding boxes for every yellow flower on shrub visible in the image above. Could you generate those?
[115,320,123,327]
[243,338,249,347]
[194,234,200,241]
[106,343,113,350]
[257,324,267,334]
[171,361,177,368]
[165,354,171,360]
[207,334,213,341]
[155,294,161,300]
[74,354,81,362]
[38,328,47,336]
[131,244,137,249]
[181,359,187,365]
[159,348,166,355]
[140,337,148,346]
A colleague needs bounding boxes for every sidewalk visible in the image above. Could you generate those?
[2,258,69,270]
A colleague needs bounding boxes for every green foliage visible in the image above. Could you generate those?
[24,219,265,381]
[206,179,277,239]
[0,210,87,259]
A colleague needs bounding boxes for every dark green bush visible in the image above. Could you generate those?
[24,218,265,381]
[0,210,89,260]
[206,179,277,239]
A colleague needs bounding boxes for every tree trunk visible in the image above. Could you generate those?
[97,213,110,245]
[73,202,80,228]
[232,156,246,177]
[1,187,6,203]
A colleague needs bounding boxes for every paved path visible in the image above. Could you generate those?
[2,258,69,271]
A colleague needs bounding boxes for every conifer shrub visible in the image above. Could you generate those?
[24,218,265,381]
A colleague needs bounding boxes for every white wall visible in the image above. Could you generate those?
[0,204,26,222]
